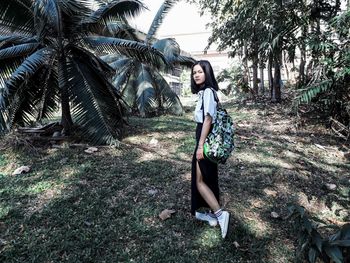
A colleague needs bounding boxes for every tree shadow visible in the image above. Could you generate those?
[1,100,348,262]
[0,145,290,262]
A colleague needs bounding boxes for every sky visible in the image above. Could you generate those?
[128,0,213,53]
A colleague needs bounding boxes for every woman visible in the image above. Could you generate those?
[190,60,230,239]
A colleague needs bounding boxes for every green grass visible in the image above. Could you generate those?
[0,101,349,262]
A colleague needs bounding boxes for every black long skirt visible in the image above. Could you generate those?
[191,123,219,215]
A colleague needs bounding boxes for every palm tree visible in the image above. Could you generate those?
[0,0,166,144]
[104,0,195,117]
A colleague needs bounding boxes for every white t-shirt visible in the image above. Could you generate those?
[194,88,217,123]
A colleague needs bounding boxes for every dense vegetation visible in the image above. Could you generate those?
[1,100,349,262]
[0,1,349,262]
[190,0,349,136]
[103,0,194,117]
[0,0,188,144]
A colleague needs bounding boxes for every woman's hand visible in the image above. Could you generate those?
[196,146,204,161]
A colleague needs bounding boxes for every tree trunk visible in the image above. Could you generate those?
[271,0,282,103]
[272,51,282,102]
[252,55,258,95]
[57,6,72,136]
[259,62,265,95]
[243,42,253,98]
[59,55,73,135]
[273,64,281,102]
[283,51,289,81]
[298,25,307,87]
[268,54,273,98]
[243,42,251,83]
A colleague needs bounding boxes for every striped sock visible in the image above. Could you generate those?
[214,209,223,218]
[208,211,216,219]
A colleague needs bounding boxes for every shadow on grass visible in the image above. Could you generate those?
[1,144,290,263]
[123,115,194,138]
[1,100,348,262]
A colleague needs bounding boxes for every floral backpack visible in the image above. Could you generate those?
[202,88,235,164]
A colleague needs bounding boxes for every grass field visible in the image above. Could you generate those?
[0,100,349,262]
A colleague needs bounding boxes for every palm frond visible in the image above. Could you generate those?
[33,0,61,34]
[0,107,9,133]
[9,67,55,127]
[110,57,131,70]
[0,0,34,34]
[152,38,180,60]
[6,48,53,89]
[135,65,156,117]
[0,43,40,60]
[153,70,183,115]
[84,19,138,39]
[0,65,56,130]
[296,79,333,106]
[68,55,123,144]
[0,19,34,36]
[121,66,138,109]
[36,66,60,121]
[59,0,91,17]
[83,0,145,25]
[69,45,116,78]
[0,61,54,131]
[105,19,140,40]
[152,38,195,66]
[145,0,179,43]
[112,59,134,91]
[173,55,195,67]
[0,36,37,48]
[100,54,124,64]
[0,59,23,85]
[84,36,167,69]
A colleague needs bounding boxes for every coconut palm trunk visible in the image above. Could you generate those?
[58,54,73,135]
[272,51,282,102]
[0,0,169,144]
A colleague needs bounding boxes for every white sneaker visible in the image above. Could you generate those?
[217,211,230,238]
[195,211,218,227]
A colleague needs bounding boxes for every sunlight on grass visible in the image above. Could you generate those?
[237,209,271,238]
[138,152,158,162]
[0,154,7,167]
[27,181,54,194]
[236,151,294,169]
[196,227,221,248]
[0,204,11,219]
[0,100,349,262]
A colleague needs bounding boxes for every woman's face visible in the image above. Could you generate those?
[192,64,205,86]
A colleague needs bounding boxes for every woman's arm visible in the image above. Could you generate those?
[196,114,212,160]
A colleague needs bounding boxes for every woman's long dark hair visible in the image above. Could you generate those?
[190,60,219,94]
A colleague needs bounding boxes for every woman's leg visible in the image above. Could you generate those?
[196,161,220,212]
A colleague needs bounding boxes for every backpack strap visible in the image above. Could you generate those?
[201,87,219,122]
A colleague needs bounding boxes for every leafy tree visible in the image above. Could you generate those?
[104,0,195,117]
[189,0,286,101]
[190,0,347,109]
[296,5,350,130]
[0,0,166,144]
[216,65,250,96]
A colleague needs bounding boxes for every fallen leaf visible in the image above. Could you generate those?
[84,220,93,227]
[159,209,176,221]
[84,147,98,154]
[271,212,280,219]
[325,183,337,191]
[314,143,325,150]
[149,138,159,146]
[148,189,158,196]
[0,238,8,246]
[233,241,240,248]
[12,166,31,175]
